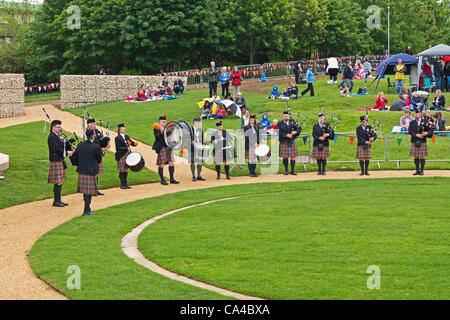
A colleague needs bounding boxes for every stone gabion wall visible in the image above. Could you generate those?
[60,75,187,109]
[0,74,25,118]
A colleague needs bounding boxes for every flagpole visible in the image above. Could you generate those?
[387,6,390,55]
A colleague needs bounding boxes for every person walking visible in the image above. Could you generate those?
[301,65,315,97]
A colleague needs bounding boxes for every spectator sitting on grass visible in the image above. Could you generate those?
[145,86,153,99]
[165,86,173,96]
[260,113,271,129]
[241,110,250,128]
[400,110,414,131]
[399,84,412,99]
[390,94,410,111]
[161,77,169,88]
[373,91,388,110]
[211,105,227,119]
[201,101,211,119]
[269,85,280,99]
[421,94,429,110]
[433,112,446,131]
[224,92,233,101]
[410,92,424,111]
[283,81,299,98]
[173,77,184,95]
[136,84,147,101]
[235,92,247,110]
[431,90,446,110]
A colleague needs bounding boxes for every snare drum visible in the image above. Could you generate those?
[125,152,145,172]
[255,144,271,162]
[193,144,211,162]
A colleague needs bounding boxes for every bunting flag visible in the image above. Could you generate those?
[334,135,338,143]
[302,136,308,145]
[349,137,355,145]
[431,136,436,144]
[380,138,384,144]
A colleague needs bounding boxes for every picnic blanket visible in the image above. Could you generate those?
[125,95,179,102]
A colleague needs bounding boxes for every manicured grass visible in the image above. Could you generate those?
[64,78,450,175]
[29,178,449,299]
[25,92,61,103]
[0,121,160,209]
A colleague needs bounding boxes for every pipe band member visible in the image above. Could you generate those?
[278,111,300,175]
[190,118,206,182]
[115,123,136,189]
[244,114,260,177]
[71,129,103,216]
[86,118,110,196]
[211,120,232,180]
[152,115,179,185]
[408,110,433,176]
[312,113,335,175]
[47,120,72,207]
[356,116,377,176]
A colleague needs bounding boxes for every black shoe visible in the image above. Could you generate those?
[284,171,289,175]
[216,175,220,180]
[60,201,69,206]
[250,174,258,177]
[290,171,297,176]
[52,202,65,207]
[96,191,104,196]
[365,172,370,176]
[192,177,197,182]
[82,211,96,216]
[322,171,326,175]
[92,193,98,197]
[161,180,169,185]
[413,171,420,176]
[359,172,364,176]
[170,180,180,184]
[197,176,206,181]
[317,171,322,175]
[125,185,132,189]
[226,175,231,180]
[419,171,424,176]
[120,185,128,189]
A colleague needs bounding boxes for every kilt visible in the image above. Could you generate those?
[157,147,174,165]
[356,145,372,159]
[48,161,66,184]
[279,141,298,159]
[245,147,257,163]
[312,145,330,159]
[97,161,104,175]
[117,152,130,172]
[410,142,428,158]
[77,173,97,195]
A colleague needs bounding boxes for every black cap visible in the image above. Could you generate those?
[250,114,256,119]
[360,116,366,121]
[283,111,289,115]
[118,123,125,128]
[86,129,95,139]
[318,113,324,117]
[159,115,167,121]
[193,118,201,123]
[87,118,96,124]
[216,120,223,127]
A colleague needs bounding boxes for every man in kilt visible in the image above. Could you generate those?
[48,120,73,207]
[86,118,110,196]
[211,120,233,179]
[312,113,335,175]
[190,118,206,182]
[115,123,137,189]
[71,130,102,216]
[278,111,300,175]
[152,115,179,185]
[408,110,433,175]
[356,116,377,176]
[244,115,260,177]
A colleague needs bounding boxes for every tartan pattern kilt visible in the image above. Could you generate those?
[410,142,428,158]
[157,147,174,165]
[97,161,104,175]
[245,147,257,163]
[279,141,298,159]
[48,161,66,184]
[117,152,130,172]
[77,173,97,195]
[356,145,372,159]
[312,145,330,159]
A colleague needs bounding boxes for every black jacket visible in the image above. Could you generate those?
[312,123,335,146]
[408,119,433,143]
[173,80,184,88]
[115,134,135,160]
[48,131,65,162]
[278,120,301,143]
[356,125,377,146]
[152,128,168,153]
[434,61,444,77]
[343,65,354,80]
[71,140,102,176]
[244,125,260,150]
[211,129,229,156]
[432,96,445,109]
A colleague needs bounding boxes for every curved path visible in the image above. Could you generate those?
[1,104,450,299]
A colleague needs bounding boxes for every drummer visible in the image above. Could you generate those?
[211,120,231,180]
[152,115,179,185]
[190,118,206,182]
[244,115,260,177]
[115,123,137,189]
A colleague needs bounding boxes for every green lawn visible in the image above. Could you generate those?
[29,178,449,300]
[25,91,61,103]
[0,121,160,209]
[64,77,450,175]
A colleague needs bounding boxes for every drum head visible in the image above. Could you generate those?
[164,121,194,150]
[255,144,270,157]
[126,152,142,166]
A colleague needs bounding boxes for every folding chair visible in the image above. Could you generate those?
[423,78,436,92]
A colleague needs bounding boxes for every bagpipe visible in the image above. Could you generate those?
[285,101,303,137]
[83,107,111,150]
[321,105,339,134]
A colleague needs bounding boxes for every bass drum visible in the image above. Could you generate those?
[125,152,145,172]
[164,121,194,151]
[255,144,271,162]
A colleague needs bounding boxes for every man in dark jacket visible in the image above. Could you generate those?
[86,118,109,196]
[153,115,179,185]
[434,58,444,90]
[71,129,102,216]
[47,120,73,207]
[173,77,184,95]
[408,111,433,175]
[115,123,137,189]
[278,111,301,175]
[209,61,219,97]
[356,116,377,176]
[312,113,335,175]
[244,115,260,177]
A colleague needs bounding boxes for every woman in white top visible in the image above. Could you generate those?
[241,110,250,129]
[326,55,339,84]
